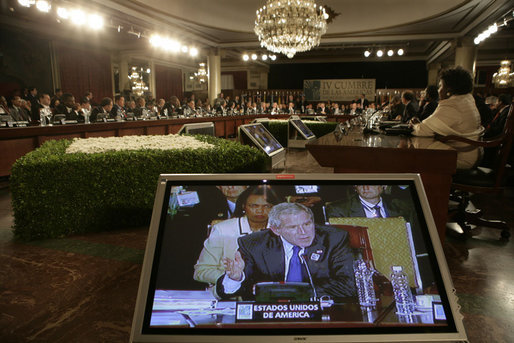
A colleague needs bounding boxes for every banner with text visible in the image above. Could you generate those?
[304,79,376,102]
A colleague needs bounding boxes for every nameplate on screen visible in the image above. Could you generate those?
[236,302,322,322]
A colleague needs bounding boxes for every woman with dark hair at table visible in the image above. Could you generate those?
[410,66,483,138]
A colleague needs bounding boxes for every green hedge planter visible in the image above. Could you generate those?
[10,135,268,241]
[264,120,338,147]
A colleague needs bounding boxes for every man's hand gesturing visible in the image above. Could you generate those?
[222,251,245,281]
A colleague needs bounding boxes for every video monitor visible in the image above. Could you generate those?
[239,123,284,157]
[131,174,466,343]
[290,119,315,140]
[178,122,215,136]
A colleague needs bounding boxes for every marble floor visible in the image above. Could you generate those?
[0,149,513,342]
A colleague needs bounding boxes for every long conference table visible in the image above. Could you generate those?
[0,114,351,177]
[306,129,458,241]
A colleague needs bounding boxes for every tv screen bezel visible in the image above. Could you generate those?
[178,122,215,136]
[130,173,467,343]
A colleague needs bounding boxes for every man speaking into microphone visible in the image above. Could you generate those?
[216,203,356,300]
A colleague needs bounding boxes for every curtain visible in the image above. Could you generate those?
[221,71,247,90]
[56,44,112,103]
[221,74,234,90]
[155,64,183,100]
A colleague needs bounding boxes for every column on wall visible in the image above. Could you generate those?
[119,55,130,94]
[49,41,61,92]
[427,63,441,86]
[454,38,477,75]
[208,50,221,105]
[149,60,156,99]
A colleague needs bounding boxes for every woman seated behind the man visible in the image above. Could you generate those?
[194,185,280,294]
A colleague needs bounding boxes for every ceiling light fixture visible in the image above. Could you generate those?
[189,47,198,57]
[251,53,258,60]
[243,54,250,61]
[387,49,394,57]
[376,50,383,57]
[492,60,514,88]
[57,7,69,19]
[70,9,86,26]
[474,9,514,45]
[88,14,104,30]
[397,48,404,56]
[364,50,371,57]
[254,0,328,59]
[17,0,33,8]
[35,0,51,12]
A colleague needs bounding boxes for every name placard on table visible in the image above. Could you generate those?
[236,302,322,322]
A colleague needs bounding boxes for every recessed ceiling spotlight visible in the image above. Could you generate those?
[88,14,104,30]
[70,9,86,26]
[243,54,249,61]
[189,47,198,57]
[18,0,31,8]
[387,49,394,57]
[364,50,371,57]
[57,7,69,19]
[262,54,268,61]
[270,55,277,61]
[397,48,404,56]
[251,53,258,60]
[36,0,51,12]
[376,50,383,57]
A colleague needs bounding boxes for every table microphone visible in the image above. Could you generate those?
[301,254,318,301]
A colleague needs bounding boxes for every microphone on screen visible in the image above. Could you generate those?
[301,254,318,301]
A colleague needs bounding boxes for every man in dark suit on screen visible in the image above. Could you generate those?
[216,202,356,300]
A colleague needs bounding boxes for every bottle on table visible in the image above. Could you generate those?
[353,259,377,307]
[390,265,415,315]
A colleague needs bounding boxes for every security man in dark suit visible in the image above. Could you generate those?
[217,202,356,300]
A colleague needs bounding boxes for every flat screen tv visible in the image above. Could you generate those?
[290,119,315,140]
[239,123,284,157]
[178,122,215,136]
[131,173,466,343]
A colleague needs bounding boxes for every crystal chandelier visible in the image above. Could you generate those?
[128,67,149,96]
[492,60,514,88]
[254,0,329,59]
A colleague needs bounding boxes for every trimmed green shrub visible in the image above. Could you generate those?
[264,120,337,146]
[10,135,268,240]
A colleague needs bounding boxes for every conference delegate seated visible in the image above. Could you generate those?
[417,85,439,121]
[410,67,483,140]
[90,97,114,122]
[55,93,81,121]
[216,202,356,301]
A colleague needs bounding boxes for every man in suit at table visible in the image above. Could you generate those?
[90,97,113,122]
[360,93,369,110]
[9,96,32,122]
[216,202,356,300]
[55,93,81,121]
[400,90,419,123]
[110,95,126,120]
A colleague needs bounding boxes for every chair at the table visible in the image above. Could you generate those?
[436,104,513,240]
[330,224,374,263]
